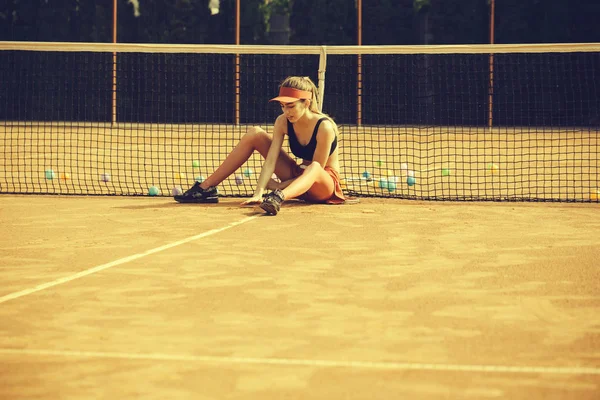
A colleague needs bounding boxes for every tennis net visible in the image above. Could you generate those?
[0,42,598,201]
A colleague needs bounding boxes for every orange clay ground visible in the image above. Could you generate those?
[0,195,599,399]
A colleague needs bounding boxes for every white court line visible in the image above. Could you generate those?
[0,215,259,304]
[0,348,598,375]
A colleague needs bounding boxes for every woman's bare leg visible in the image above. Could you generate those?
[281,162,334,202]
[199,127,297,189]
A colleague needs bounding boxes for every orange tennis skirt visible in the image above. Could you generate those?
[292,164,346,204]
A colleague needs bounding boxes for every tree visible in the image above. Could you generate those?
[362,0,414,45]
[0,0,110,42]
[495,0,600,44]
[290,0,356,45]
[118,0,213,44]
[262,0,291,44]
[428,0,488,44]
[211,0,267,44]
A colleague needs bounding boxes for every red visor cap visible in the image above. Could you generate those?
[269,87,312,103]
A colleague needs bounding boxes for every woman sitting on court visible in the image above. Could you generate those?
[174,75,345,215]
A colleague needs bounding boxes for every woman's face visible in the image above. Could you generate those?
[280,100,308,123]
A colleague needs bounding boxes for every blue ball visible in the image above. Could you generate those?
[362,170,371,179]
[148,186,160,196]
[45,169,56,180]
[407,176,416,186]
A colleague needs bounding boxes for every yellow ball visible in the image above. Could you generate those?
[488,163,499,174]
[590,190,600,201]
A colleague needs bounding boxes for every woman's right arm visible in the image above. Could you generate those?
[240,116,286,205]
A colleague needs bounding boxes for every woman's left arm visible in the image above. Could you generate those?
[311,120,336,167]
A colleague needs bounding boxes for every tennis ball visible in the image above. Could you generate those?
[407,170,415,177]
[195,175,205,183]
[148,186,160,196]
[100,173,111,182]
[441,168,451,176]
[192,160,200,168]
[172,186,183,196]
[243,168,253,177]
[387,181,397,192]
[60,173,70,181]
[362,170,371,180]
[590,190,600,201]
[235,175,244,185]
[400,163,408,171]
[376,159,385,167]
[487,163,499,173]
[340,178,347,189]
[407,176,416,186]
[378,178,388,189]
[44,169,56,180]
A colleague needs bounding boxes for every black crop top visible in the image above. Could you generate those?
[287,117,338,160]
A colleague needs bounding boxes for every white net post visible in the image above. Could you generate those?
[317,46,327,113]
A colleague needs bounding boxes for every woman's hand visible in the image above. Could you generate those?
[240,194,263,207]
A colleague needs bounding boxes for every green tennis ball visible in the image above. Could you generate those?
[148,186,160,196]
[387,181,397,192]
[407,176,416,186]
[192,160,200,168]
[378,178,388,189]
[243,168,253,177]
[441,168,450,176]
[45,169,56,180]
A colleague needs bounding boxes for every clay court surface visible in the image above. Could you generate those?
[0,195,599,399]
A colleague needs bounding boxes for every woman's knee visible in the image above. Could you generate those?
[305,161,325,177]
[243,126,269,144]
[306,161,323,171]
[241,126,272,156]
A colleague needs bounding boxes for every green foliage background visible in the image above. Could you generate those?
[1,0,599,44]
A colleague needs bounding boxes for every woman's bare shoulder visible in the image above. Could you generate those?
[274,114,288,133]
[316,117,336,138]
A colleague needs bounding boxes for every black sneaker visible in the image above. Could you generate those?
[260,189,285,215]
[174,182,219,203]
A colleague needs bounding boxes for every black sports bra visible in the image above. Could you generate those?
[287,117,338,160]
